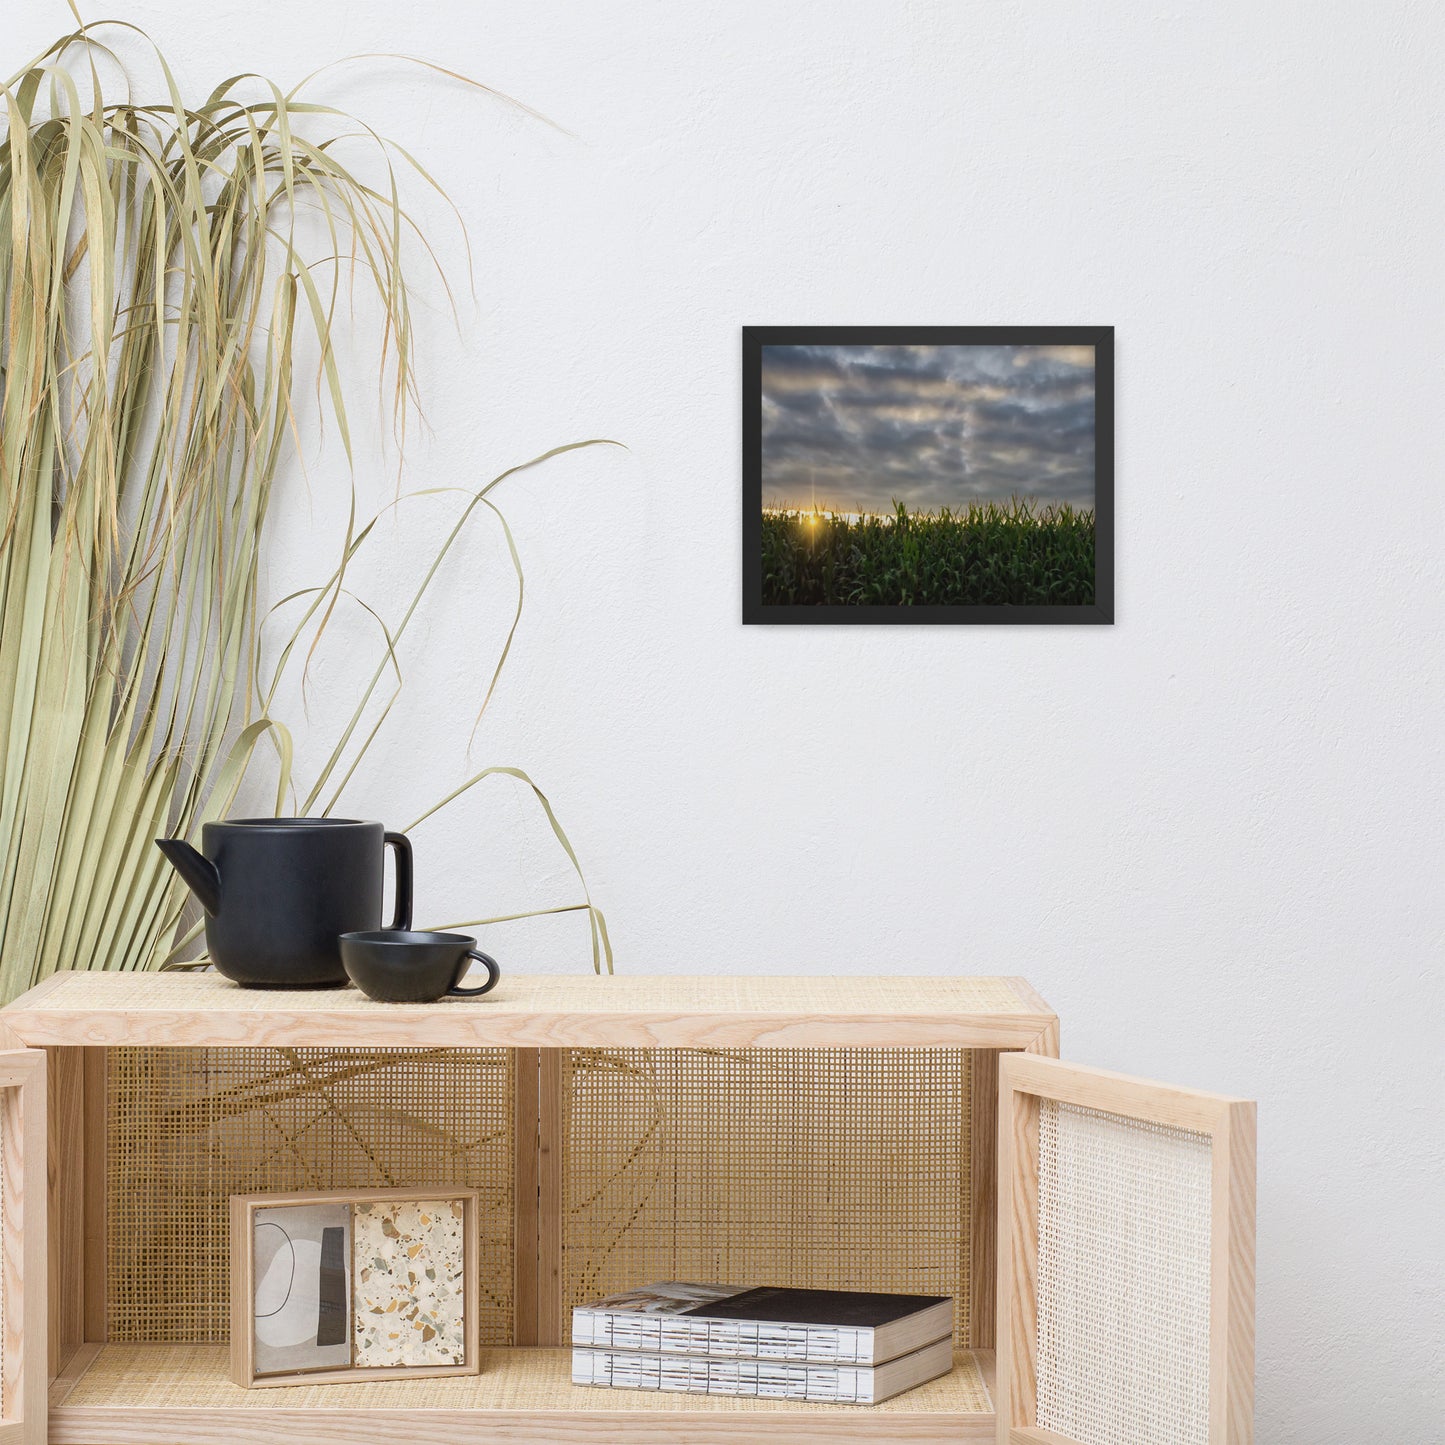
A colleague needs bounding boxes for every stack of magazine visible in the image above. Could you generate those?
[571,1282,954,1405]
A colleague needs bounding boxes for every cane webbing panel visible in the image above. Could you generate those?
[1036,1100,1212,1445]
[561,1048,973,1345]
[106,1048,513,1344]
[58,1344,993,1414]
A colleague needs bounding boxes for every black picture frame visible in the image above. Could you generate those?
[742,325,1114,625]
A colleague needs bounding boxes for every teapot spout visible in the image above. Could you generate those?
[155,838,221,915]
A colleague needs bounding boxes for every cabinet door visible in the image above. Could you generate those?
[0,1050,45,1445]
[997,1054,1254,1445]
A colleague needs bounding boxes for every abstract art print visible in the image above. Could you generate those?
[231,1187,479,1387]
[251,1200,353,1377]
[742,326,1113,624]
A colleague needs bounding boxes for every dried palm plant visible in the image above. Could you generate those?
[0,17,611,1002]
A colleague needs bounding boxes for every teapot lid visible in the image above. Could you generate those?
[211,817,380,829]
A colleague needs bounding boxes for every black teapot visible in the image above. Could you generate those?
[156,818,412,988]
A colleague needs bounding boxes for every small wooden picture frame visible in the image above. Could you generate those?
[230,1187,480,1388]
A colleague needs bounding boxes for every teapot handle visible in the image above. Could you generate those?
[384,831,413,931]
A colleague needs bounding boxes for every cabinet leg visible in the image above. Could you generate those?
[47,1047,83,1376]
[969,1050,998,1352]
[83,1047,106,1342]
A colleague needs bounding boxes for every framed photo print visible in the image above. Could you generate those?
[230,1187,480,1387]
[742,326,1113,624]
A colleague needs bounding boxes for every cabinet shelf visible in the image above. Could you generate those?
[49,1344,997,1444]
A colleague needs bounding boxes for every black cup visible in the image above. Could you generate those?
[338,930,501,1003]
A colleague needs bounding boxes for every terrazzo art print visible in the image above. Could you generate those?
[352,1198,468,1367]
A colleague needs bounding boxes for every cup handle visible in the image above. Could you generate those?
[449,950,500,997]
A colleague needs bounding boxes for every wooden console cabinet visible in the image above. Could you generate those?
[0,971,1251,1444]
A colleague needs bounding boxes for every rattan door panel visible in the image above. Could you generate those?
[997,1056,1254,1445]
[0,1050,45,1445]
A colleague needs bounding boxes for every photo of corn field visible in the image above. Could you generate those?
[761,500,1095,607]
[744,329,1112,622]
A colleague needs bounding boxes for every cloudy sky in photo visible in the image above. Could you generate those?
[760,344,1096,515]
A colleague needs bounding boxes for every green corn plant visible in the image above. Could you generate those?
[760,499,1095,607]
[0,17,611,1002]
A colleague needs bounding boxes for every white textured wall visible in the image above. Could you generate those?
[13,2,1445,1437]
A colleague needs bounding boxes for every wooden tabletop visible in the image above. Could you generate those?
[2,971,1056,1050]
